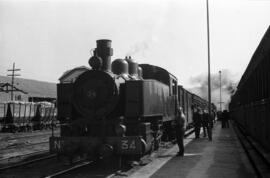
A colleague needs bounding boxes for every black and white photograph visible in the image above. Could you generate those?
[0,0,270,177]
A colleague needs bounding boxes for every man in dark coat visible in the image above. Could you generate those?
[209,110,215,128]
[193,106,201,139]
[175,107,186,156]
[222,110,230,128]
[202,110,212,141]
[221,110,225,128]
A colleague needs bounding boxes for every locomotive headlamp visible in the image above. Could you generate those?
[115,124,126,136]
[89,55,103,70]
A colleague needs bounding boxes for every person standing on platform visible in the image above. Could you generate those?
[223,110,230,128]
[193,106,201,139]
[202,110,208,137]
[212,110,216,124]
[221,110,225,128]
[209,110,215,129]
[221,110,228,128]
[202,110,212,141]
[175,107,186,156]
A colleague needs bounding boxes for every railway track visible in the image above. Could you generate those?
[0,130,59,157]
[0,130,59,142]
[0,132,54,170]
[0,150,49,163]
[233,122,270,178]
[44,161,94,178]
[0,140,49,152]
[0,131,59,153]
[45,128,195,178]
[0,151,56,171]
[1,153,120,178]
[0,128,195,178]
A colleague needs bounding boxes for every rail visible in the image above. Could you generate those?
[0,151,56,171]
[44,128,195,178]
[44,161,94,178]
[0,130,59,142]
[0,127,195,177]
[0,140,49,152]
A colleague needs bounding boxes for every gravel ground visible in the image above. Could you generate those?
[0,129,59,163]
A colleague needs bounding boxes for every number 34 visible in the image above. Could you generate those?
[121,140,136,150]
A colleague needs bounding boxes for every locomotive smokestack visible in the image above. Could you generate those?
[95,39,113,71]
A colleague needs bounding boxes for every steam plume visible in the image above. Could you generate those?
[126,41,150,57]
[189,69,238,110]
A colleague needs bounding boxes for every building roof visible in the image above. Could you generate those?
[0,82,28,94]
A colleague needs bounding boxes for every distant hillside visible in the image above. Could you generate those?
[0,76,56,98]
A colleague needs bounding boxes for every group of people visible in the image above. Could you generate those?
[175,105,215,156]
[193,106,214,141]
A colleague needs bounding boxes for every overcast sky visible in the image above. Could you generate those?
[0,0,269,90]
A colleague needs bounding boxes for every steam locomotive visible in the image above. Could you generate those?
[50,39,209,162]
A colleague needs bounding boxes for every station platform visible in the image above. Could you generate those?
[129,122,256,178]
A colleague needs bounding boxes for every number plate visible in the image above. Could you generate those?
[118,136,142,154]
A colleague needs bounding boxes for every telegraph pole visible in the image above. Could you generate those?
[206,0,212,114]
[7,62,21,101]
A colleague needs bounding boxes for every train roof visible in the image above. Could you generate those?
[139,64,177,85]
